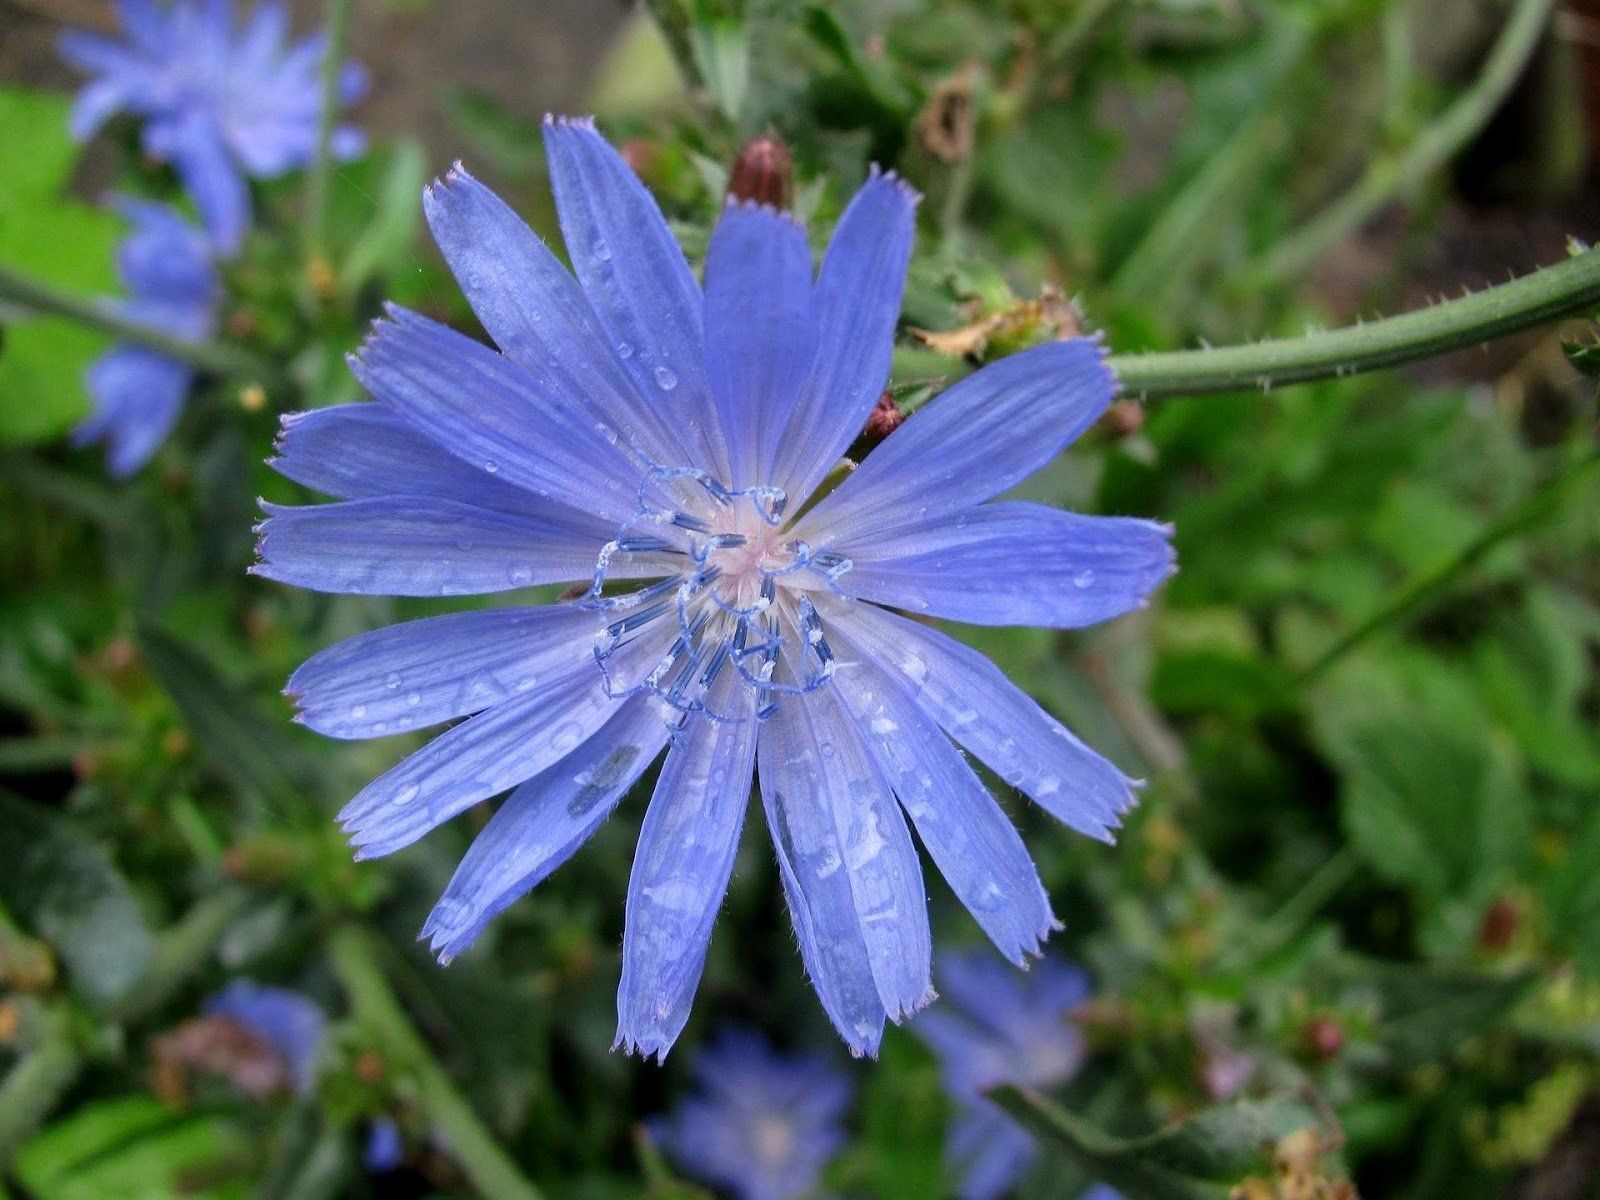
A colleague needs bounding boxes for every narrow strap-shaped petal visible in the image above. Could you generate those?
[336,661,628,859]
[75,346,191,477]
[269,404,606,528]
[822,599,1137,842]
[762,678,933,1026]
[421,696,671,962]
[828,643,1057,965]
[421,165,696,468]
[251,497,638,597]
[773,169,918,506]
[66,76,134,142]
[351,307,644,525]
[542,115,725,478]
[287,605,599,739]
[702,200,817,488]
[115,0,174,51]
[835,502,1175,628]
[616,679,758,1060]
[758,706,886,1057]
[167,125,249,256]
[796,339,1115,548]
[949,1103,1037,1200]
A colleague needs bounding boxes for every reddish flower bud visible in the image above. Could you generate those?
[1478,895,1520,951]
[1298,1015,1345,1062]
[620,139,657,178]
[727,134,793,210]
[862,392,904,443]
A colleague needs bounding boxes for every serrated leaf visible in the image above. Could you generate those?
[0,790,152,1010]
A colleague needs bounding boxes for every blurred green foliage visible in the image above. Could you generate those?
[3,0,1600,1197]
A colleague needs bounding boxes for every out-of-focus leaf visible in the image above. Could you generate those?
[14,1097,248,1200]
[0,89,120,445]
[589,7,685,119]
[689,0,749,121]
[445,89,546,179]
[1543,804,1600,981]
[136,622,307,811]
[0,790,151,1010]
[1338,959,1536,1070]
[990,1087,1317,1200]
[340,140,427,299]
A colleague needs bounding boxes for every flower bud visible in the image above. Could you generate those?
[727,134,793,210]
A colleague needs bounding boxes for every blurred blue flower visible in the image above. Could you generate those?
[257,117,1174,1060]
[207,978,327,1093]
[73,199,217,476]
[59,0,367,253]
[913,950,1100,1200]
[651,1029,851,1200]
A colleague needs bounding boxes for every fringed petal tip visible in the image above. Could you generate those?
[425,160,475,199]
[864,162,924,206]
[541,112,598,131]
[887,985,939,1024]
[719,194,805,228]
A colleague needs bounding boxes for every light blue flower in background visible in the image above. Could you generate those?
[650,1029,852,1200]
[256,116,1174,1061]
[207,978,327,1093]
[912,949,1107,1200]
[72,199,217,476]
[59,0,366,253]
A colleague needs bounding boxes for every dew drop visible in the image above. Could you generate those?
[616,341,634,360]
[384,673,401,690]
[509,565,534,585]
[351,704,368,719]
[592,238,612,261]
[653,365,678,391]
[483,460,500,474]
[406,692,422,708]
[1073,568,1096,589]
[391,783,420,806]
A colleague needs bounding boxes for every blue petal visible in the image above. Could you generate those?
[823,600,1137,842]
[112,198,216,307]
[828,644,1057,965]
[351,307,644,525]
[252,497,620,597]
[702,200,817,487]
[364,1120,404,1173]
[422,165,696,470]
[836,502,1175,628]
[421,696,671,961]
[270,405,604,530]
[76,346,191,476]
[114,0,174,51]
[337,663,630,859]
[773,168,918,505]
[167,124,250,256]
[66,76,134,142]
[949,1103,1037,1200]
[57,30,141,75]
[615,680,758,1060]
[542,115,724,477]
[286,605,599,739]
[798,339,1115,547]
[206,980,326,1092]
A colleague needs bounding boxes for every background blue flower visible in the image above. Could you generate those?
[913,949,1100,1200]
[650,1029,852,1200]
[71,198,216,475]
[59,0,367,253]
[256,116,1174,1062]
[206,978,327,1093]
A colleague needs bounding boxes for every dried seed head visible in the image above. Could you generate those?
[727,133,793,210]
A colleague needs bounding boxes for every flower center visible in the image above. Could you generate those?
[580,467,851,724]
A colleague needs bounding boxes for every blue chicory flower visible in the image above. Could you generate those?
[255,116,1175,1060]
[59,0,367,253]
[650,1029,852,1200]
[207,978,328,1093]
[912,949,1103,1200]
[72,198,218,476]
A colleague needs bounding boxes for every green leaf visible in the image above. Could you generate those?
[136,622,308,811]
[990,1087,1318,1200]
[15,1097,248,1200]
[1338,959,1536,1070]
[0,790,152,1010]
[0,89,121,445]
[339,139,427,300]
[689,0,750,121]
[1543,804,1600,980]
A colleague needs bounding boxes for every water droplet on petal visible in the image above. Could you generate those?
[384,673,401,690]
[1073,569,1096,589]
[406,692,422,707]
[616,341,634,360]
[653,365,678,391]
[483,460,499,474]
[391,783,420,806]
[351,704,368,718]
[592,238,612,261]
[509,565,534,585]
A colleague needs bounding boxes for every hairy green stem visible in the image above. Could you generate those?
[1108,243,1600,398]
[1257,0,1554,285]
[1296,448,1600,683]
[0,265,281,384]
[328,925,544,1200]
[305,0,353,272]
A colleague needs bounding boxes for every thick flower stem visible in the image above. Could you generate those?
[1256,0,1555,286]
[1107,242,1600,399]
[327,925,545,1200]
[1296,447,1600,684]
[305,0,354,275]
[0,264,281,386]
[0,1014,83,1167]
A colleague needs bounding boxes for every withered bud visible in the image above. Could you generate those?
[1477,895,1520,951]
[1298,1014,1345,1062]
[1105,400,1144,437]
[620,139,657,178]
[151,1016,290,1103]
[727,134,793,210]
[915,65,979,164]
[862,392,904,443]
